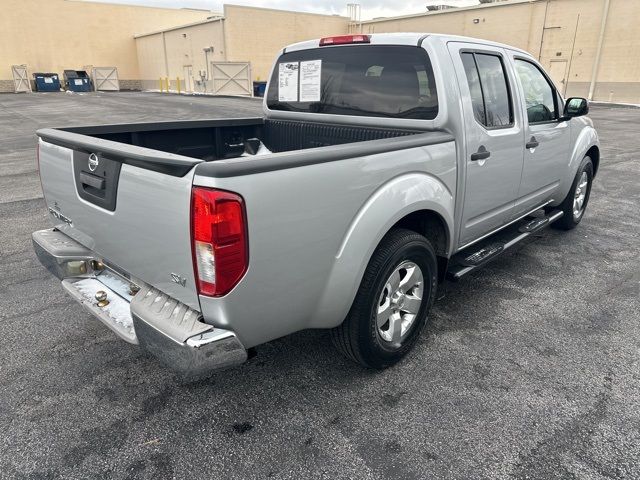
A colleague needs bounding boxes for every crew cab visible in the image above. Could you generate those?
[33,33,599,375]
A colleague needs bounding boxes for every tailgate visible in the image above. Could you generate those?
[37,133,201,310]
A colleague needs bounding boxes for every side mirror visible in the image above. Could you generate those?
[563,97,589,118]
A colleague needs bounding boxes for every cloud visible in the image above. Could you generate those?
[82,0,479,20]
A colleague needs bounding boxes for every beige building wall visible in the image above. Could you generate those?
[588,0,640,102]
[366,1,546,54]
[222,5,348,82]
[363,0,640,104]
[5,0,637,102]
[135,5,349,94]
[0,0,213,91]
[136,20,226,91]
[135,34,166,90]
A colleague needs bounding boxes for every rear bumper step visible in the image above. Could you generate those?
[32,228,247,375]
[447,209,563,280]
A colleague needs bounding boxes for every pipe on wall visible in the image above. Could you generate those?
[161,32,169,77]
[565,13,581,97]
[588,0,611,100]
[538,0,550,61]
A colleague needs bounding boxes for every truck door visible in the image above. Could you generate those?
[510,56,570,218]
[448,43,525,247]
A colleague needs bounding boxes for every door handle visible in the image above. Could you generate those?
[470,145,491,161]
[526,136,539,149]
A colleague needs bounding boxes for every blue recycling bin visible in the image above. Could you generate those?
[64,70,92,92]
[33,73,61,92]
[253,81,267,97]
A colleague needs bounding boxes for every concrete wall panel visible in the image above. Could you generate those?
[3,0,638,102]
[134,5,349,92]
[223,5,349,82]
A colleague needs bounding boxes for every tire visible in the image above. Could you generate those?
[331,228,438,369]
[552,155,594,230]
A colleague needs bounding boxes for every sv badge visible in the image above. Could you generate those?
[48,203,73,226]
[170,273,187,287]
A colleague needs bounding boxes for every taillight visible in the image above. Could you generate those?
[191,187,248,297]
[319,34,370,46]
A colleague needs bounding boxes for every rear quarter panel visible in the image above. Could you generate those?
[194,140,456,348]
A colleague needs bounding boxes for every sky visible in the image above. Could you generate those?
[82,0,481,20]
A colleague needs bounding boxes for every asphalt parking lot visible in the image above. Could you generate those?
[1,91,639,479]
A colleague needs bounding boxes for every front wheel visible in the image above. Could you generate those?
[331,228,438,369]
[552,155,594,230]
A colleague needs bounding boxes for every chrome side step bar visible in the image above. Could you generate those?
[447,210,563,281]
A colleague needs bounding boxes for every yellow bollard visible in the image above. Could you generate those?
[176,77,181,94]
[159,77,164,92]
[166,77,170,93]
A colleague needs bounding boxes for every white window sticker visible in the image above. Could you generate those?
[278,62,299,102]
[44,77,53,84]
[74,79,83,86]
[300,60,322,102]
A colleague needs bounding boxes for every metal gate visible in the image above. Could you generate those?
[211,62,252,96]
[12,65,31,93]
[548,60,568,96]
[183,65,194,93]
[92,67,120,91]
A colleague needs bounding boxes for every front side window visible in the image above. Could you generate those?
[460,52,513,128]
[515,59,558,123]
[267,45,438,120]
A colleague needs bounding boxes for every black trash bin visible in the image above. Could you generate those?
[64,70,92,92]
[33,73,61,92]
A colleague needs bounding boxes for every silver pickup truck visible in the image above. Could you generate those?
[33,33,599,375]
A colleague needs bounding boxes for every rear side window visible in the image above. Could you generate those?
[461,53,486,125]
[266,45,438,120]
[460,52,513,128]
[515,59,558,123]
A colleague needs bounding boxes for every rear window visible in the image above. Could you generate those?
[266,45,438,120]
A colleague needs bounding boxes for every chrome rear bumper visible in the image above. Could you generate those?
[32,228,247,375]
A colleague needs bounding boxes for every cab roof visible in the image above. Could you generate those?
[283,32,531,57]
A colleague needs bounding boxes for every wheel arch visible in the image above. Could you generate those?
[585,145,600,177]
[558,126,599,200]
[392,209,450,283]
[307,172,454,329]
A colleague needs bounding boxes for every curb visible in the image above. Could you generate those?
[590,101,640,109]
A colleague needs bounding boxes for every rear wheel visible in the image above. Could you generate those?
[552,155,594,230]
[331,228,438,369]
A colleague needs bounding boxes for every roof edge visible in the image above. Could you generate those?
[134,16,224,38]
[363,0,543,24]
[223,3,349,19]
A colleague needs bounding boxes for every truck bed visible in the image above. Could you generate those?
[40,118,424,170]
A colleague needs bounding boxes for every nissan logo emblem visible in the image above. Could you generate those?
[88,153,99,172]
